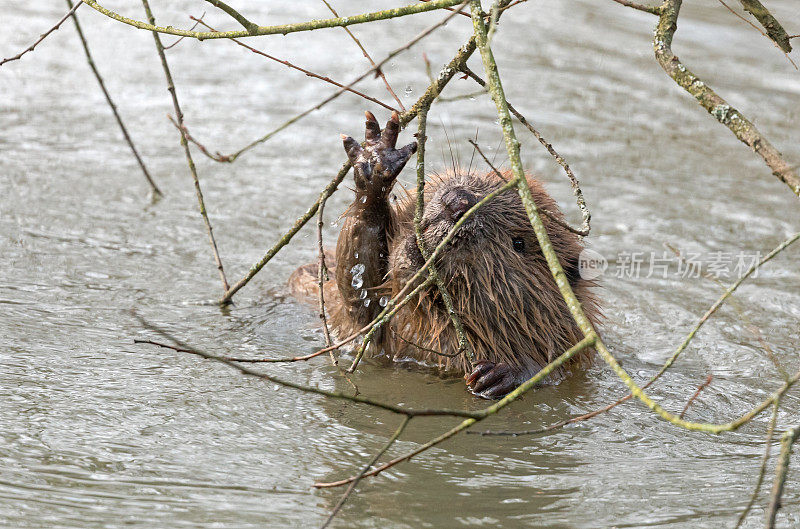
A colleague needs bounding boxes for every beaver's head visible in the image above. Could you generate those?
[393,171,582,284]
[388,170,592,367]
[419,172,536,268]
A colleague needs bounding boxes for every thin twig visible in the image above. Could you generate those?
[134,338,484,419]
[438,89,487,103]
[193,17,398,112]
[141,0,230,292]
[461,67,590,235]
[412,105,475,365]
[317,200,335,359]
[66,0,162,197]
[419,0,472,18]
[0,2,82,67]
[393,331,461,357]
[320,416,411,528]
[679,374,713,418]
[162,12,206,50]
[216,1,470,163]
[167,115,232,162]
[320,0,406,111]
[765,426,800,528]
[317,197,360,393]
[734,400,780,529]
[204,0,257,32]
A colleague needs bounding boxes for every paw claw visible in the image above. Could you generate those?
[381,113,401,148]
[466,361,518,399]
[342,136,361,161]
[365,111,381,142]
[341,112,414,197]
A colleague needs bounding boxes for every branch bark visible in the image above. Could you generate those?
[739,0,792,53]
[655,0,800,197]
[81,0,467,40]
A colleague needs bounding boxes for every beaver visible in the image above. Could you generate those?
[290,111,600,398]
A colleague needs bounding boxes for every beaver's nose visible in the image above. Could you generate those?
[441,187,477,222]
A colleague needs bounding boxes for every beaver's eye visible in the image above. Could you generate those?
[512,237,525,253]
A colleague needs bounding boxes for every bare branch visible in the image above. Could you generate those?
[134,338,484,419]
[320,0,406,111]
[66,0,162,197]
[679,374,713,418]
[321,416,411,528]
[192,17,398,113]
[1,2,82,67]
[734,400,780,528]
[80,0,467,40]
[141,0,229,291]
[739,0,792,52]
[610,0,663,15]
[766,426,800,528]
[656,0,800,197]
[716,0,796,69]
[162,12,207,51]
[203,0,257,32]
[461,67,591,235]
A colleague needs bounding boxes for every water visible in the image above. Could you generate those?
[1,1,799,527]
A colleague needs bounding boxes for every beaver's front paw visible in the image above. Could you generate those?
[465,361,518,399]
[341,111,417,201]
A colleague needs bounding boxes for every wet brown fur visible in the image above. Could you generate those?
[290,168,601,384]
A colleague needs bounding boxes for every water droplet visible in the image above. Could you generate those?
[359,289,367,299]
[363,298,371,307]
[350,264,365,275]
[360,196,367,203]
[351,276,363,289]
[354,252,359,259]
[404,85,413,97]
[379,253,384,258]
[379,296,389,307]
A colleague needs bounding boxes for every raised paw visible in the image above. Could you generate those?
[465,361,519,399]
[341,111,417,200]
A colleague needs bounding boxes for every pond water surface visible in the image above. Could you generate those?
[1,1,800,527]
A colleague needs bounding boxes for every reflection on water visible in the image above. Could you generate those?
[1,0,799,527]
